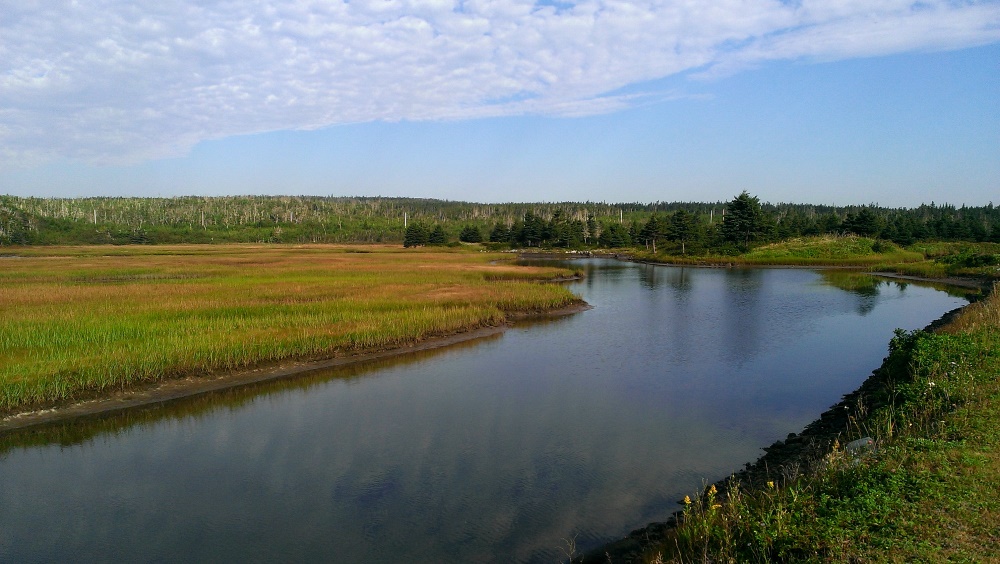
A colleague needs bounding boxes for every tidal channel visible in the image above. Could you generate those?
[0,260,972,563]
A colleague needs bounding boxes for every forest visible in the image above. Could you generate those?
[2,193,999,253]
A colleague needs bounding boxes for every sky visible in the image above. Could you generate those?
[1,0,998,207]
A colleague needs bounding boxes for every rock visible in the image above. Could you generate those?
[845,436,875,454]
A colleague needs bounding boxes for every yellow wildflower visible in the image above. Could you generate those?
[683,496,692,505]
[767,481,775,489]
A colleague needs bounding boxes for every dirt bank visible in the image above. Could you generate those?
[0,301,591,434]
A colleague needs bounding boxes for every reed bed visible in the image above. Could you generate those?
[0,245,579,413]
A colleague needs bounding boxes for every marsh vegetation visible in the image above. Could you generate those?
[0,259,969,563]
[0,245,579,414]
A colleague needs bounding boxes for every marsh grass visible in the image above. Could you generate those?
[0,244,580,413]
[650,283,1000,563]
[637,236,1000,287]
[636,236,925,268]
[872,241,1000,280]
[741,236,922,265]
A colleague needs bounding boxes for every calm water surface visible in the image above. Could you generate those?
[0,261,970,563]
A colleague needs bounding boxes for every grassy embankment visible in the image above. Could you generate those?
[633,236,1000,280]
[0,244,580,415]
[645,282,1000,562]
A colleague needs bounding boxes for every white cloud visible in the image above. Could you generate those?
[1,0,998,166]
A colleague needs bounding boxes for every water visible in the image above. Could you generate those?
[0,261,971,563]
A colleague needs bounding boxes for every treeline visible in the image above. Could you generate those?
[2,194,999,252]
[0,195,660,246]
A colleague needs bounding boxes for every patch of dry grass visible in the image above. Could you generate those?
[940,282,1000,334]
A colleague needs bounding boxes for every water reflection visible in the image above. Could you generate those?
[0,261,971,564]
[819,270,977,316]
[1,334,507,456]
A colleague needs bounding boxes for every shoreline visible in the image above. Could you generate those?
[868,271,992,291]
[577,287,985,563]
[0,301,591,434]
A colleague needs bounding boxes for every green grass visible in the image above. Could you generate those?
[635,236,925,267]
[648,283,1000,563]
[871,241,1000,280]
[634,237,1000,285]
[741,236,921,264]
[0,244,581,414]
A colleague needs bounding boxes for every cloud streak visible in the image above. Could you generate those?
[2,0,998,166]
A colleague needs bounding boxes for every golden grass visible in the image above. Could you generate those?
[0,244,580,413]
[940,282,1000,334]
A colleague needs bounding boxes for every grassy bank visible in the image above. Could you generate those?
[633,236,924,267]
[643,282,1000,562]
[0,244,580,415]
[631,236,1000,283]
[872,241,1000,280]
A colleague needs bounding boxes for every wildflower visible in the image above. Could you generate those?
[711,504,722,510]
[767,481,775,489]
[708,485,717,496]
[683,496,692,505]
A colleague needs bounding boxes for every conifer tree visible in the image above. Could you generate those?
[721,191,768,250]
[403,223,429,247]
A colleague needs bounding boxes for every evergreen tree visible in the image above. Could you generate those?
[489,223,510,243]
[988,220,1000,243]
[568,219,586,247]
[818,212,842,234]
[843,208,882,237]
[598,222,631,248]
[519,212,544,247]
[628,220,640,247]
[428,224,447,245]
[891,216,916,246]
[639,215,661,251]
[459,225,483,243]
[403,223,429,247]
[721,191,768,250]
[547,209,576,247]
[667,209,699,255]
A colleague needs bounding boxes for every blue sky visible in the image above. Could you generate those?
[1,1,998,207]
